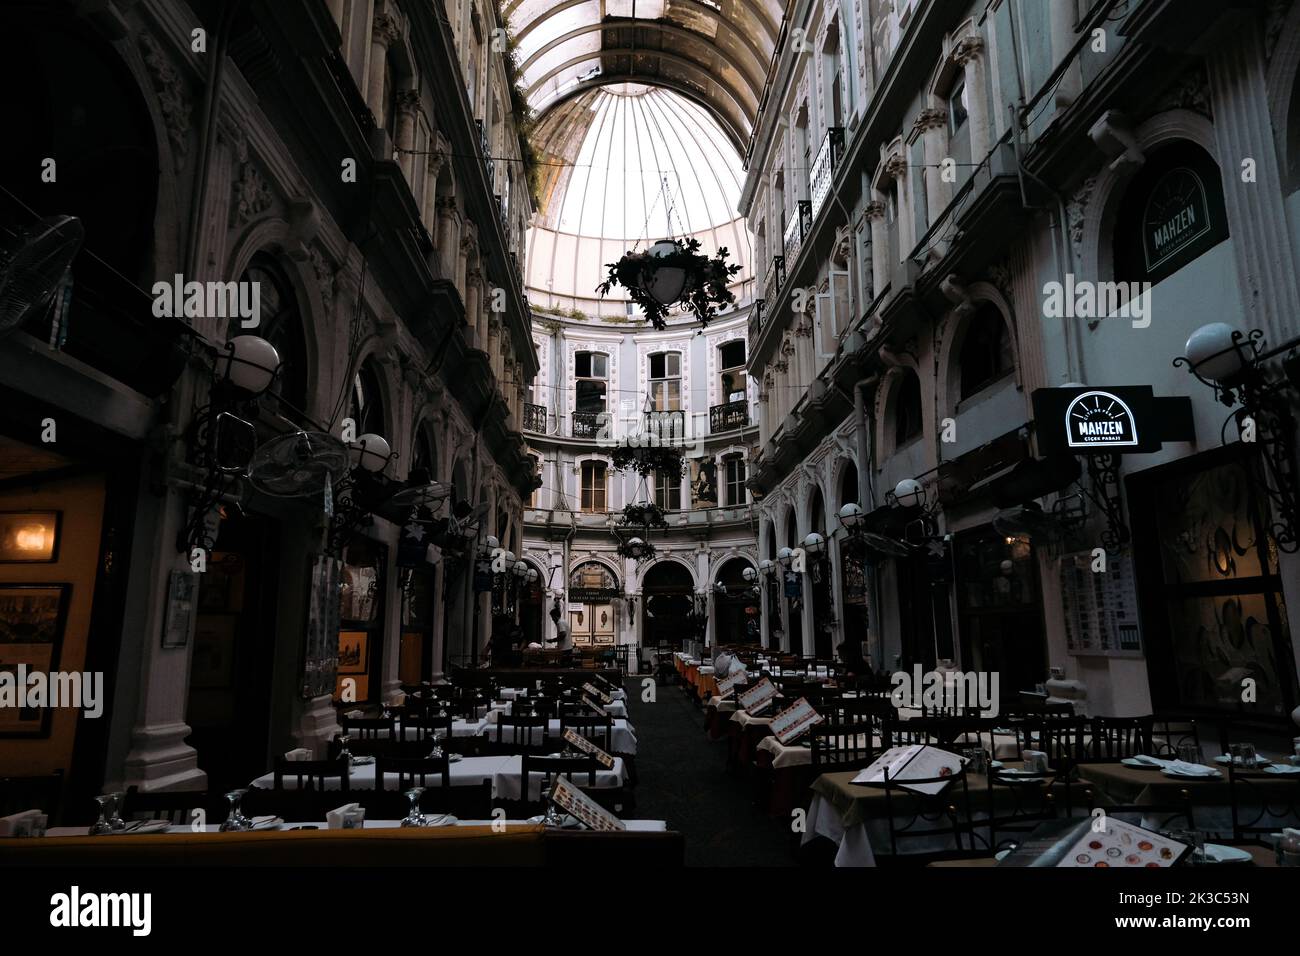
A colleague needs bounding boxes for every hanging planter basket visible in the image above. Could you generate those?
[596,237,741,331]
[618,500,669,530]
[610,442,685,477]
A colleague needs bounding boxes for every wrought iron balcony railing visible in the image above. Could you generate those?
[710,400,749,432]
[784,200,812,264]
[523,403,547,433]
[571,410,602,439]
[810,127,845,221]
[763,255,784,304]
[754,298,766,329]
[477,119,494,190]
[643,409,686,445]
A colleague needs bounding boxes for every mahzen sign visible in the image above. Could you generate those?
[1031,386,1193,458]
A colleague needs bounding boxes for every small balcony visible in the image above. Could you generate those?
[476,119,493,190]
[810,127,845,221]
[763,255,784,304]
[571,410,602,439]
[523,403,547,434]
[710,400,749,432]
[643,409,686,444]
[784,200,812,264]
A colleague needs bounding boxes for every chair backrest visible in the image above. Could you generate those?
[496,713,548,746]
[375,755,452,792]
[1228,764,1300,841]
[1072,783,1195,834]
[879,766,974,861]
[978,768,1058,852]
[341,715,396,740]
[1089,716,1154,760]
[559,714,614,752]
[1018,716,1088,769]
[809,721,877,771]
[400,711,453,744]
[1149,715,1200,758]
[521,753,598,806]
[272,757,350,793]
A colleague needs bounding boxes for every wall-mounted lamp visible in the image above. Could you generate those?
[837,502,865,531]
[776,546,794,567]
[802,531,827,557]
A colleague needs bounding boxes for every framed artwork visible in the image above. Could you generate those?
[0,584,69,738]
[336,630,369,675]
[0,512,61,563]
[0,584,70,645]
[161,569,200,649]
[191,616,237,689]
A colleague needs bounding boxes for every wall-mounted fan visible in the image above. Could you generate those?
[247,430,350,498]
[0,215,84,337]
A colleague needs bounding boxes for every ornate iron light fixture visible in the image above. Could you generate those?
[1174,323,1300,551]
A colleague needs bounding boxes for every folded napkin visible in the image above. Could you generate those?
[1262,764,1300,775]
[0,810,44,837]
[344,709,365,719]
[1164,759,1218,776]
[1130,754,1173,767]
[283,747,313,762]
[326,803,362,830]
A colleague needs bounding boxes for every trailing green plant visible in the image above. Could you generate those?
[609,443,684,477]
[493,1,541,205]
[618,501,669,530]
[595,237,741,331]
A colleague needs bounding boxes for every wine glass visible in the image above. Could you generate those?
[106,791,127,831]
[338,734,354,767]
[401,787,426,828]
[219,789,251,831]
[88,795,115,836]
[427,730,445,761]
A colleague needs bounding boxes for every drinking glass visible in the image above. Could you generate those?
[401,787,426,827]
[338,734,354,767]
[1177,742,1205,766]
[107,791,127,831]
[1238,743,1258,769]
[88,795,115,836]
[219,789,251,832]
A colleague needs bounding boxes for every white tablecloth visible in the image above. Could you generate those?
[499,686,626,702]
[486,699,628,721]
[46,817,663,836]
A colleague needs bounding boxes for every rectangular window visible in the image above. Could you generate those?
[718,340,747,401]
[948,80,969,136]
[724,456,747,506]
[580,461,607,512]
[654,468,682,511]
[575,351,608,415]
[648,352,681,410]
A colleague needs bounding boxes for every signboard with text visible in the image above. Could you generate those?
[770,697,824,745]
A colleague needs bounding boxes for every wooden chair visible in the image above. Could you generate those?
[399,711,453,746]
[375,755,452,792]
[521,753,598,812]
[1017,716,1088,771]
[559,713,613,752]
[487,713,548,754]
[1088,716,1153,761]
[878,767,979,866]
[340,714,396,742]
[1228,764,1300,843]
[1149,715,1200,758]
[272,757,350,793]
[809,721,877,773]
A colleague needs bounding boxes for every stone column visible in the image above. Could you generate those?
[954,35,990,161]
[914,108,949,224]
[367,11,401,124]
[1207,25,1300,346]
[866,199,888,298]
[394,88,420,183]
[1049,0,1081,112]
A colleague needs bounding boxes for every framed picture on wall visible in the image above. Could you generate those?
[0,584,69,738]
[0,512,61,563]
[161,570,199,649]
[336,630,369,675]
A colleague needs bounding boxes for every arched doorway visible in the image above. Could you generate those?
[807,485,833,658]
[714,557,757,645]
[784,507,803,656]
[568,561,619,648]
[641,560,695,650]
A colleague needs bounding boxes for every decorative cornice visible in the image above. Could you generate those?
[912,108,947,135]
[952,34,985,66]
[864,200,888,220]
[229,137,273,228]
[373,12,403,46]
[137,32,191,172]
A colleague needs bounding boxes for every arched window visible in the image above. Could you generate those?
[958,305,1014,400]
[238,255,308,410]
[411,423,437,483]
[893,370,923,447]
[349,361,387,439]
[1113,141,1229,285]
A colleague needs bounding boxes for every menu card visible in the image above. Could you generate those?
[582,682,613,705]
[717,671,748,696]
[770,697,824,744]
[581,695,608,716]
[851,744,964,795]
[562,728,616,769]
[998,817,1190,867]
[737,677,778,715]
[548,776,625,832]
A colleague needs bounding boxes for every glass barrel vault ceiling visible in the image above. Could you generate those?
[504,0,784,149]
[508,0,779,312]
[525,85,753,311]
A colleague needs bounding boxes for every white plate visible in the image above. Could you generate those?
[1201,843,1252,864]
[113,820,171,835]
[1261,763,1300,775]
[1160,767,1222,780]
